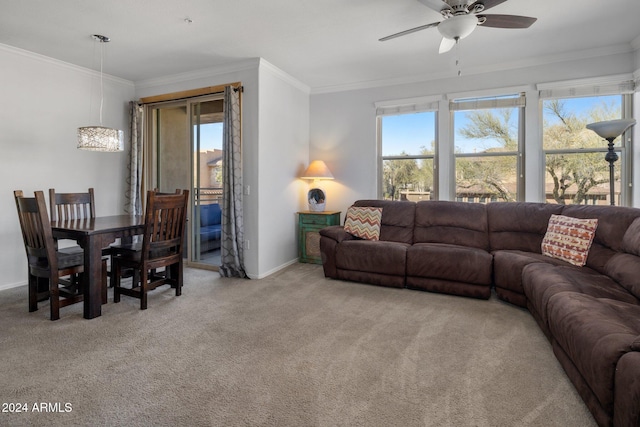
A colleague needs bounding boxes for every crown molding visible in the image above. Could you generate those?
[258,58,310,94]
[310,43,634,95]
[134,58,261,90]
[0,42,133,88]
[134,57,311,94]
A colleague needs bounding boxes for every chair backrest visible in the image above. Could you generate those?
[141,190,189,261]
[152,188,182,195]
[14,190,57,271]
[49,188,96,222]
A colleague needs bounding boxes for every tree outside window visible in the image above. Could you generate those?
[543,96,625,205]
[453,95,524,203]
[380,111,436,201]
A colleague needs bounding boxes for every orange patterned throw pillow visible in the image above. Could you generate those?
[541,214,598,266]
[344,206,383,241]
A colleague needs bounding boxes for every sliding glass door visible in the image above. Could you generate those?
[147,94,225,270]
[191,97,224,267]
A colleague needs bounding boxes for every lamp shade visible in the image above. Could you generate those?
[301,160,334,180]
[77,126,124,152]
[586,119,636,140]
[437,14,478,40]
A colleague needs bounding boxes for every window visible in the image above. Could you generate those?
[452,94,525,203]
[378,110,437,201]
[542,94,632,206]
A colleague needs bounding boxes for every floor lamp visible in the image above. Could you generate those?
[586,118,636,206]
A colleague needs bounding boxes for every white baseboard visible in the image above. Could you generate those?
[0,280,26,292]
[247,258,299,280]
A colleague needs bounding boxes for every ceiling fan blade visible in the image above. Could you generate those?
[439,37,456,54]
[468,0,508,12]
[417,0,451,13]
[379,22,440,42]
[478,14,537,28]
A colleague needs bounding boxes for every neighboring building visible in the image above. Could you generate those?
[198,149,223,204]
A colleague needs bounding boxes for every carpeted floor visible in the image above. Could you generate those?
[0,263,595,426]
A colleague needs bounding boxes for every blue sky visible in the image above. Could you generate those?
[381,95,620,156]
[196,122,223,151]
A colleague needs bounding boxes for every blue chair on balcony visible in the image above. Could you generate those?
[199,203,221,252]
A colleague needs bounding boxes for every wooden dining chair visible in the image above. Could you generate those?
[48,188,96,222]
[49,187,110,293]
[111,189,189,310]
[14,190,106,320]
[49,187,134,291]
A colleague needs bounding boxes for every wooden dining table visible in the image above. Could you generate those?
[51,215,145,319]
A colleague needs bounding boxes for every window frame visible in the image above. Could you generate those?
[540,92,634,206]
[450,93,526,203]
[376,99,439,201]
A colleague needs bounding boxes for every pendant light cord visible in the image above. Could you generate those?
[99,39,104,126]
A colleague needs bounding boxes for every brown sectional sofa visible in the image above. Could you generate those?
[319,199,640,427]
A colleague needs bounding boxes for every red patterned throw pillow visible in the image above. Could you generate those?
[541,214,598,267]
[344,206,383,241]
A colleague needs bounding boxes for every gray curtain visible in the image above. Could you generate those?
[125,101,143,216]
[219,86,246,278]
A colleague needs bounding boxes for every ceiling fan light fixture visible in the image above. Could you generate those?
[437,14,478,40]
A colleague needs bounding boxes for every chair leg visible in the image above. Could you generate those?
[49,278,60,321]
[28,274,38,312]
[101,259,108,305]
[175,261,182,297]
[113,261,122,303]
[140,269,148,310]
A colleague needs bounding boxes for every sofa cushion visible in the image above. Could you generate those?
[492,250,568,307]
[541,214,598,266]
[562,204,640,274]
[414,201,489,251]
[344,206,382,241]
[336,240,409,277]
[622,217,640,256]
[407,243,492,285]
[546,292,640,414]
[604,252,640,301]
[487,202,563,253]
[523,264,638,327]
[353,200,415,244]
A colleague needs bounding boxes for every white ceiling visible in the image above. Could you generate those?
[1,0,639,92]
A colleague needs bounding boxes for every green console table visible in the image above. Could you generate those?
[297,211,341,264]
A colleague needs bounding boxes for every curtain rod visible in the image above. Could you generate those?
[139,82,242,104]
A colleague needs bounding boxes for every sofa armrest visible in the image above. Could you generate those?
[319,226,353,279]
[614,351,640,426]
[319,226,355,243]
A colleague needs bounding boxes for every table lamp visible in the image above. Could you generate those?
[301,160,334,211]
[586,118,636,206]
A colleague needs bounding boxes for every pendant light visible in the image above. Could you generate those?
[77,34,124,152]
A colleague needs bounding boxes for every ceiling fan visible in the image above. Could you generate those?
[379,0,537,54]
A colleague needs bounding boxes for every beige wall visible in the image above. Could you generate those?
[158,106,190,192]
[0,43,134,290]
